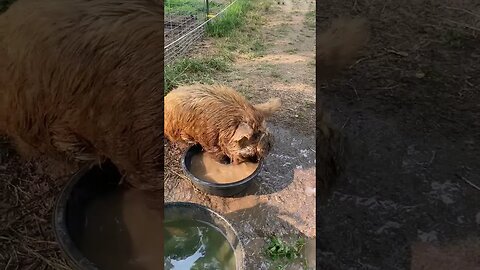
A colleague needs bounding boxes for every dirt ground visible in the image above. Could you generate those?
[164,0,317,269]
[317,0,480,269]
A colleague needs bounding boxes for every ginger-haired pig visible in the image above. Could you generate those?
[164,84,281,164]
[0,0,164,192]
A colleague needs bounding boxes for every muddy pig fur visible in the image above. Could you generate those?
[0,0,164,193]
[316,16,370,201]
[164,84,281,164]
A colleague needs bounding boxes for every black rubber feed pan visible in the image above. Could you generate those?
[53,162,121,270]
[181,144,263,197]
[53,162,246,270]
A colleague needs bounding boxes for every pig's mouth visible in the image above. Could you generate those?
[229,155,259,165]
[246,155,260,163]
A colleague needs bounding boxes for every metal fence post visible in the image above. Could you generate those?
[205,0,209,21]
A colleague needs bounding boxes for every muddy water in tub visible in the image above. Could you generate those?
[190,152,259,183]
[78,189,235,270]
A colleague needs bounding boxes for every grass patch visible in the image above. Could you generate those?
[213,0,271,58]
[285,48,299,54]
[165,0,204,15]
[265,236,307,269]
[164,56,231,93]
[251,40,266,54]
[257,64,274,71]
[165,0,222,16]
[257,64,280,78]
[271,71,282,78]
[206,0,252,37]
[164,0,271,90]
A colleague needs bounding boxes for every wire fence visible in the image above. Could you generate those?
[164,0,236,65]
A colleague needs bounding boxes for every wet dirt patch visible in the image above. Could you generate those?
[165,124,316,269]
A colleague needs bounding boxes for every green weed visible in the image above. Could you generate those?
[266,236,306,261]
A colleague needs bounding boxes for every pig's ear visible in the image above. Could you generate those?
[253,98,281,118]
[231,122,253,145]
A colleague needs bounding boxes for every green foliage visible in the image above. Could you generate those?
[213,0,271,58]
[164,0,272,91]
[164,56,231,93]
[164,0,222,16]
[266,236,306,261]
[206,0,252,37]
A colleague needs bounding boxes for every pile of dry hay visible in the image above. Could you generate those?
[0,137,76,269]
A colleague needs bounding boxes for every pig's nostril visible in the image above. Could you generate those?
[220,156,231,164]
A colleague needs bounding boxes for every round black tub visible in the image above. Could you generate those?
[164,201,245,269]
[181,144,263,197]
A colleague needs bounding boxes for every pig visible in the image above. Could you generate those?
[0,0,164,193]
[164,84,281,164]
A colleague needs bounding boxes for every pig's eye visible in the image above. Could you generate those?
[251,132,260,141]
